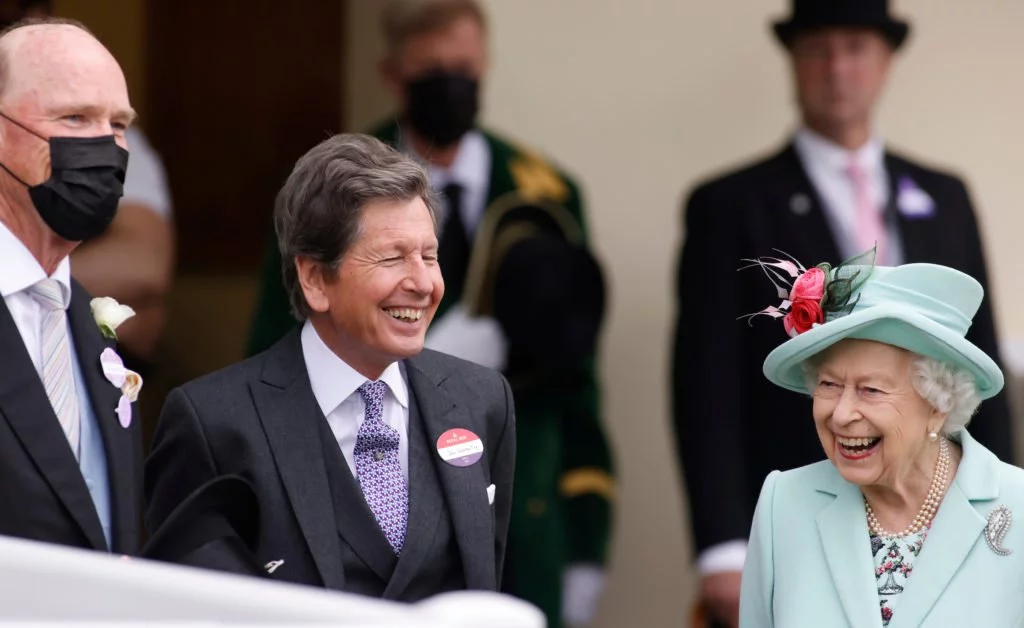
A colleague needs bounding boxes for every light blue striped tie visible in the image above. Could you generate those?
[28,279,81,459]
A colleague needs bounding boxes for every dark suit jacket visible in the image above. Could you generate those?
[672,143,1014,555]
[0,279,143,554]
[145,329,516,600]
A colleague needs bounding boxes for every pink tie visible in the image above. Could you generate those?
[847,160,886,263]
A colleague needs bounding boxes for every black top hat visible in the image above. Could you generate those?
[772,0,911,50]
[142,475,267,578]
[463,195,606,368]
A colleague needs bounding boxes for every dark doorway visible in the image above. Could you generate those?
[145,0,345,272]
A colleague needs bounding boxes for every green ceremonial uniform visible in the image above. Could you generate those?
[246,122,615,626]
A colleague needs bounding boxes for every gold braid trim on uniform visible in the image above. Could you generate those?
[559,467,615,501]
[460,192,583,318]
[509,150,570,203]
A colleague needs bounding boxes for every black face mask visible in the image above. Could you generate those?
[404,70,479,147]
[0,111,129,242]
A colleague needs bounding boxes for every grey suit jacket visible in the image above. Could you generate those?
[144,328,516,599]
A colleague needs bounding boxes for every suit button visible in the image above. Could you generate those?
[527,498,546,517]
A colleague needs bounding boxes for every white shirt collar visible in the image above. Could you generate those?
[403,129,490,193]
[794,126,886,175]
[300,320,409,418]
[0,219,71,306]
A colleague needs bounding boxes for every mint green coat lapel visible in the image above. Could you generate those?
[887,429,998,627]
[815,429,1001,628]
[815,468,884,628]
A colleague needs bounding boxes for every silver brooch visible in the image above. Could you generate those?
[985,505,1013,556]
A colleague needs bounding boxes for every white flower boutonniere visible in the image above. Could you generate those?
[90,297,135,341]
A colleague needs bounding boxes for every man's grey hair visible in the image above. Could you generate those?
[274,133,439,320]
[802,353,982,433]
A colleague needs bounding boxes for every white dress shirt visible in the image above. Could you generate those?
[0,221,74,371]
[0,219,112,547]
[793,126,904,265]
[300,320,410,482]
[405,129,492,237]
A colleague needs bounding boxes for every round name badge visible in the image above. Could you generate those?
[436,428,484,467]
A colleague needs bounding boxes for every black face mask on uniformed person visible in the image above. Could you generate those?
[0,110,129,242]
[404,69,479,148]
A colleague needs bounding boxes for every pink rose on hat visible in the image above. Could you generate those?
[783,267,826,337]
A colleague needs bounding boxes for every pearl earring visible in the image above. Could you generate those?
[929,432,939,442]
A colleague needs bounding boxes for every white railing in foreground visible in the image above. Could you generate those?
[0,534,545,627]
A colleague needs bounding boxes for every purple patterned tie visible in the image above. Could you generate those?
[354,380,408,554]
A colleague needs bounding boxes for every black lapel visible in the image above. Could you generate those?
[317,417,398,584]
[884,152,937,264]
[770,143,843,266]
[0,293,106,549]
[382,383,443,599]
[67,281,138,554]
[404,356,495,590]
[250,329,345,590]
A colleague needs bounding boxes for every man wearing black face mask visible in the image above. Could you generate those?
[0,18,145,557]
[247,1,616,626]
[15,0,178,387]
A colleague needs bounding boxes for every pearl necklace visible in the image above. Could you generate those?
[864,438,950,538]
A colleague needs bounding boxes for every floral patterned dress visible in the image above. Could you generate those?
[871,527,929,626]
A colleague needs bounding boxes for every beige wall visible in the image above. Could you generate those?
[347,1,1024,626]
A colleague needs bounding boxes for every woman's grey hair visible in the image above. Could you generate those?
[802,353,982,434]
[274,133,439,320]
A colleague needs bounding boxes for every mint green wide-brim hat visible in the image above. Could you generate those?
[763,263,1004,399]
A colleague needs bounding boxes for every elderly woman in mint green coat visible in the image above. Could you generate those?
[738,253,1024,628]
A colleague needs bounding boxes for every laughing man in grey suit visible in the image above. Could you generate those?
[145,133,516,600]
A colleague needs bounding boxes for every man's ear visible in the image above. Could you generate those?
[295,256,332,314]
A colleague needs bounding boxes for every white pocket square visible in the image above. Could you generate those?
[486,484,496,505]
